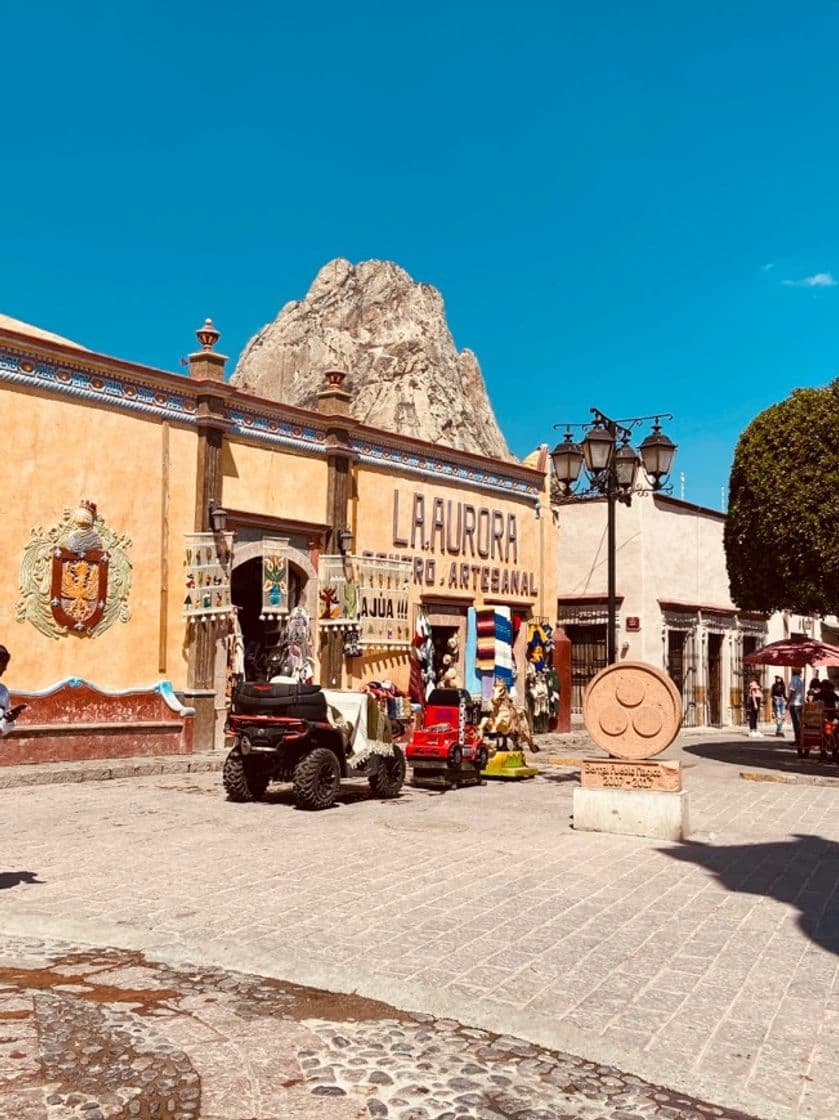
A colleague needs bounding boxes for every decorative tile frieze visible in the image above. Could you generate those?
[350,437,541,500]
[0,347,195,423]
[224,406,328,451]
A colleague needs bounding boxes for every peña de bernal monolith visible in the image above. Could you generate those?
[232,258,512,461]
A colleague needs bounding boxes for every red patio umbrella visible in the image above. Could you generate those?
[743,636,839,668]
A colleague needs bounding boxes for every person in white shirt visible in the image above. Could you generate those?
[787,670,804,744]
[0,645,21,738]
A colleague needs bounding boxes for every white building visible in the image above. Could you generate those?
[555,491,837,727]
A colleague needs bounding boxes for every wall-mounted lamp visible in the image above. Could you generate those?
[209,502,228,534]
[337,527,353,554]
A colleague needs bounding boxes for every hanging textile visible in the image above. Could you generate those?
[527,622,549,671]
[475,608,496,673]
[464,606,481,695]
[271,606,315,683]
[183,532,234,622]
[342,626,362,658]
[319,555,411,650]
[409,650,425,706]
[260,538,289,620]
[412,611,435,699]
[494,606,514,689]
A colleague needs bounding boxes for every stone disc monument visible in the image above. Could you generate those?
[572,661,689,840]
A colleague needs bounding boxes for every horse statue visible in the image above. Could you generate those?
[479,680,538,752]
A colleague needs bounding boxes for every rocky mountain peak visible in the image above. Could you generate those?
[232,259,512,461]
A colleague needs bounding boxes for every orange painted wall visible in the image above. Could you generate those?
[345,464,556,691]
[221,440,328,522]
[3,366,555,704]
[3,385,197,691]
[352,465,554,614]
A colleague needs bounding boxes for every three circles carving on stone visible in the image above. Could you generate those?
[582,661,683,760]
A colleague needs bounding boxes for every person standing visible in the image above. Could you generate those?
[747,677,764,737]
[770,675,787,737]
[807,673,822,702]
[787,669,804,744]
[817,678,839,751]
[0,645,23,738]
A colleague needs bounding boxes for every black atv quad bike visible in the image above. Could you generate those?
[223,680,406,811]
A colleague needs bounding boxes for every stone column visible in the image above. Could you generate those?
[318,369,354,688]
[184,319,231,748]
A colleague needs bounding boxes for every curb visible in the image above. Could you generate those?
[739,769,839,788]
[0,753,224,790]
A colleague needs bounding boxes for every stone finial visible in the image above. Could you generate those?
[196,318,220,352]
[317,367,352,418]
[188,318,227,381]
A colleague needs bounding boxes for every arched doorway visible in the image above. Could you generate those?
[211,538,319,748]
[228,538,318,682]
[232,556,305,679]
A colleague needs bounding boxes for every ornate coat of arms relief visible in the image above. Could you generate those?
[17,501,133,638]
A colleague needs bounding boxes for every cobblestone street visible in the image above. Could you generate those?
[1,730,838,1120]
[0,935,758,1120]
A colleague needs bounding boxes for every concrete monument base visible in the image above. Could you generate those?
[572,786,690,841]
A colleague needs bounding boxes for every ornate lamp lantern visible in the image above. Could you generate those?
[614,440,640,490]
[551,408,677,665]
[550,432,585,495]
[639,420,677,488]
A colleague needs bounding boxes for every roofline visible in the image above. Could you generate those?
[0,327,545,483]
[653,493,726,520]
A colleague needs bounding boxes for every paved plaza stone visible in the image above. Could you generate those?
[1,728,838,1120]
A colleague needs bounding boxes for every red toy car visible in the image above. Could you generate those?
[406,688,488,788]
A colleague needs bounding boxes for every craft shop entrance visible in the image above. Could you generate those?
[423,603,467,690]
[231,557,305,681]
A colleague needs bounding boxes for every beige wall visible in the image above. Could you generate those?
[3,386,197,691]
[556,492,733,665]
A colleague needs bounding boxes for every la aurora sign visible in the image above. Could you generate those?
[389,489,537,597]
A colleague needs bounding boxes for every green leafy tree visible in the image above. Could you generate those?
[725,379,839,617]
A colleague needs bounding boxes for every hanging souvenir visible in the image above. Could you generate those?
[183,532,234,622]
[259,538,290,620]
[318,554,412,650]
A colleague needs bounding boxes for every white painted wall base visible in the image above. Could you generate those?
[572,787,690,841]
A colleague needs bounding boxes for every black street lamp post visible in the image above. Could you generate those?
[551,409,676,666]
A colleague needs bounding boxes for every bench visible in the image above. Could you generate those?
[3,679,195,766]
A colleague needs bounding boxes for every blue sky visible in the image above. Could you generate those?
[3,1,838,510]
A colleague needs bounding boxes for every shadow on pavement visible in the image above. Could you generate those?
[661,833,839,956]
[683,737,839,777]
[0,870,42,890]
[259,783,398,810]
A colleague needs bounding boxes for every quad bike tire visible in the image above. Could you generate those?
[368,747,406,799]
[475,747,488,771]
[293,747,341,811]
[223,748,270,802]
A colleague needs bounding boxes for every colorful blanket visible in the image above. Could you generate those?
[475,608,496,672]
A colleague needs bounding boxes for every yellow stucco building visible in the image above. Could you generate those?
[2,317,556,758]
